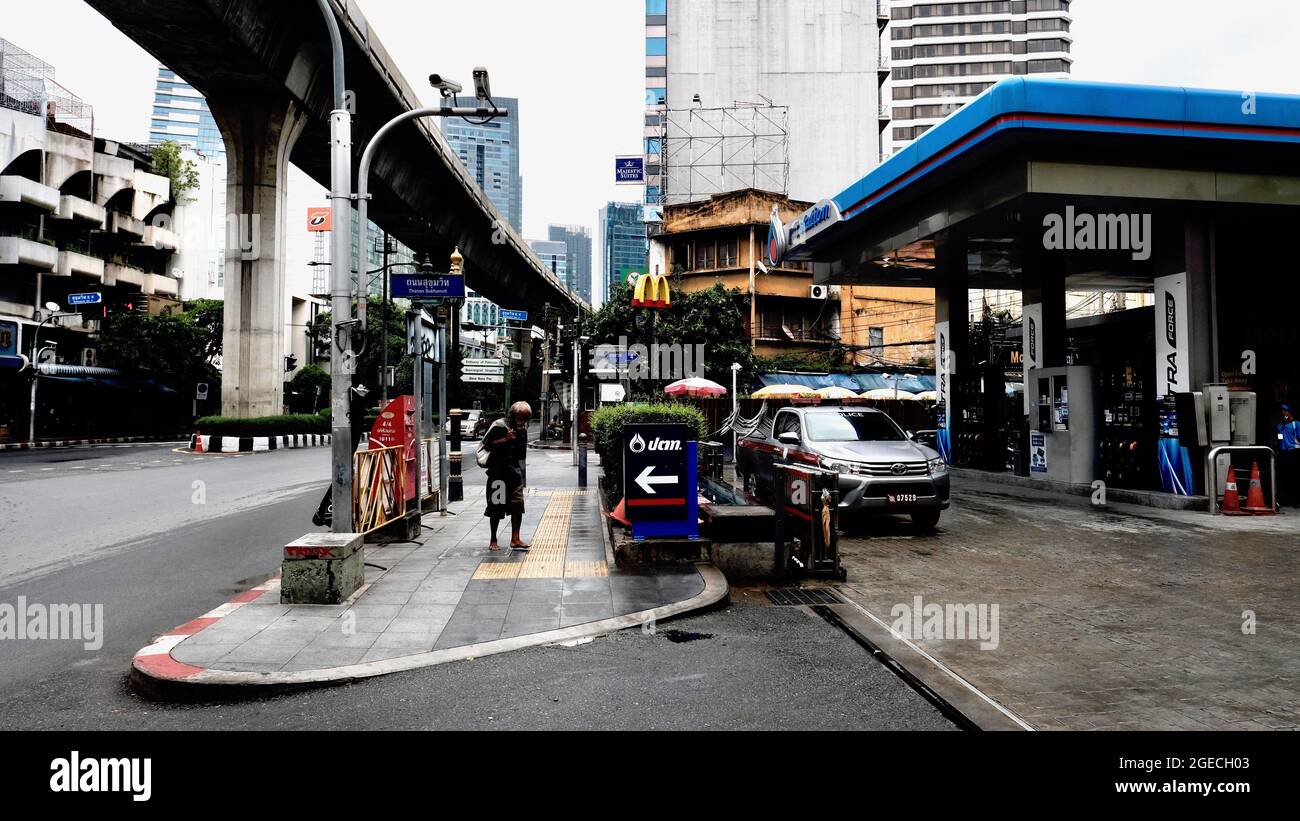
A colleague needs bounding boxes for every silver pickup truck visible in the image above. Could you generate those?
[736,405,950,530]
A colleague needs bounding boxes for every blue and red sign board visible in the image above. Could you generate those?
[391,273,465,301]
[623,423,699,540]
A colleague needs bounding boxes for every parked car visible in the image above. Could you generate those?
[445,409,488,439]
[736,406,950,530]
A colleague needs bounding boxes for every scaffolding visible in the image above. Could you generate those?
[660,102,789,206]
[0,37,93,138]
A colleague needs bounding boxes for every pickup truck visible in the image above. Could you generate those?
[737,405,950,530]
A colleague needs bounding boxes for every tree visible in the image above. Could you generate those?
[150,140,200,203]
[309,298,413,398]
[584,282,758,397]
[98,299,223,388]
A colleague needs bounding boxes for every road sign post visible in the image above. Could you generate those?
[622,423,698,540]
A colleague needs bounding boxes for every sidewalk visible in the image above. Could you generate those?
[132,449,727,697]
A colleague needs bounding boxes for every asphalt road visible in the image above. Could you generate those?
[0,439,954,730]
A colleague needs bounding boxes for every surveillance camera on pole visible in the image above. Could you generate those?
[473,67,492,102]
[428,74,463,97]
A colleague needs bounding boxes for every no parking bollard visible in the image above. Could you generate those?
[578,433,588,488]
[448,409,464,502]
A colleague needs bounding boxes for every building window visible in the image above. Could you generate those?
[718,239,737,267]
[645,37,667,57]
[869,327,885,359]
[695,242,715,270]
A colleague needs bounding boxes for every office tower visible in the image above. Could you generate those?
[593,203,646,310]
[149,65,224,158]
[547,225,592,305]
[884,0,1073,157]
[441,97,523,234]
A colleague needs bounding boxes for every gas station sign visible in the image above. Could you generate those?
[622,423,698,540]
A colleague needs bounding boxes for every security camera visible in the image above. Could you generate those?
[429,74,463,96]
[473,67,492,101]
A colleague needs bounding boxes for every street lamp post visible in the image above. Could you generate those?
[27,301,63,444]
[311,0,356,534]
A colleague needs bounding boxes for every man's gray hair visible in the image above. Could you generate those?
[507,401,533,423]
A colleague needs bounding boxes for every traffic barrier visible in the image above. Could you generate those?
[1243,461,1275,515]
[193,431,204,454]
[1220,462,1246,515]
[353,445,408,534]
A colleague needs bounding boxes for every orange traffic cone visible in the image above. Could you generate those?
[193,432,204,454]
[1242,462,1275,515]
[1220,463,1247,515]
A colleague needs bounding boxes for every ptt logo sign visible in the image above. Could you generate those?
[306,207,332,232]
[778,199,842,263]
[631,272,671,309]
[628,433,683,453]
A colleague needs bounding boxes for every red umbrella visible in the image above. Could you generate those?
[663,377,727,397]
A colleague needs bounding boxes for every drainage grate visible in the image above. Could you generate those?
[765,588,843,607]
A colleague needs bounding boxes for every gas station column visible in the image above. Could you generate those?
[933,235,969,458]
[1022,248,1068,370]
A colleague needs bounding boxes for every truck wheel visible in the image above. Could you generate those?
[911,510,941,531]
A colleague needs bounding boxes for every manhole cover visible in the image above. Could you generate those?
[765,588,843,606]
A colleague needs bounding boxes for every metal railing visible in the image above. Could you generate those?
[353,445,408,533]
[1206,445,1278,515]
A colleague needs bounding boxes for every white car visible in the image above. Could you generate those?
[444,409,485,439]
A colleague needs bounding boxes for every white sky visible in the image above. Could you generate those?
[4,0,1300,252]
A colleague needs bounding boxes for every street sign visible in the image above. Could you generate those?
[67,292,102,306]
[623,423,698,540]
[307,207,332,232]
[500,309,529,323]
[615,155,645,185]
[463,358,504,367]
[463,366,505,376]
[195,383,210,401]
[462,374,504,384]
[391,272,466,300]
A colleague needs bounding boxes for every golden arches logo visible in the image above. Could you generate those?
[631,273,671,309]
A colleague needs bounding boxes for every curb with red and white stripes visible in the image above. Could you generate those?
[132,577,283,685]
[129,565,729,701]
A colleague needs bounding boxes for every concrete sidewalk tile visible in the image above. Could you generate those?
[458,584,516,605]
[205,661,287,673]
[371,630,438,650]
[396,603,458,621]
[384,615,450,634]
[453,603,511,621]
[217,642,302,666]
[361,588,416,604]
[418,575,475,593]
[171,642,241,665]
[407,590,463,606]
[283,647,370,671]
[305,630,381,651]
[182,624,264,646]
[371,576,424,593]
[559,603,614,625]
[500,619,560,639]
[434,622,504,648]
[509,587,564,605]
[347,603,402,618]
[505,603,562,622]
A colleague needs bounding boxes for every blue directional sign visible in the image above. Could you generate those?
[624,424,699,541]
[500,309,529,323]
[68,292,102,306]
[390,273,465,300]
[615,156,645,184]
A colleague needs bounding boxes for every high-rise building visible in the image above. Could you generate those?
[528,239,568,285]
[594,203,646,310]
[149,66,224,158]
[644,0,884,215]
[440,97,523,234]
[884,0,1074,157]
[547,225,592,305]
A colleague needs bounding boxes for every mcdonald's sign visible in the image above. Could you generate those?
[631,272,672,309]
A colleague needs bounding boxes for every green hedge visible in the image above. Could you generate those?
[194,411,330,437]
[590,403,708,506]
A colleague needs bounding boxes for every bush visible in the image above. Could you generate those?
[590,403,708,506]
[193,413,330,437]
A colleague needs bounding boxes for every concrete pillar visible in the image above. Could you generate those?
[210,96,308,418]
[1183,214,1218,389]
[1022,248,1068,369]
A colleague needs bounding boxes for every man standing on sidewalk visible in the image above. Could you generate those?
[483,401,533,550]
[1277,403,1299,507]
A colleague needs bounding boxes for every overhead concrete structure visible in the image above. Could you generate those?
[84,0,585,416]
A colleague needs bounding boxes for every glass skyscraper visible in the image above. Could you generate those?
[149,66,224,158]
[644,0,668,224]
[440,97,523,234]
[547,224,592,306]
[594,203,646,310]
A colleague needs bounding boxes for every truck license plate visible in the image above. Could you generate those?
[888,493,918,504]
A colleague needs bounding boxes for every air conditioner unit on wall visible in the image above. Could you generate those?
[809,284,829,300]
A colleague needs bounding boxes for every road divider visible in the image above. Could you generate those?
[188,433,331,453]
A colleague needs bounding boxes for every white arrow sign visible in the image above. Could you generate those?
[635,465,678,495]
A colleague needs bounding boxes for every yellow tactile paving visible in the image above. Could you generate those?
[564,560,608,578]
[470,491,608,580]
[472,562,522,580]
